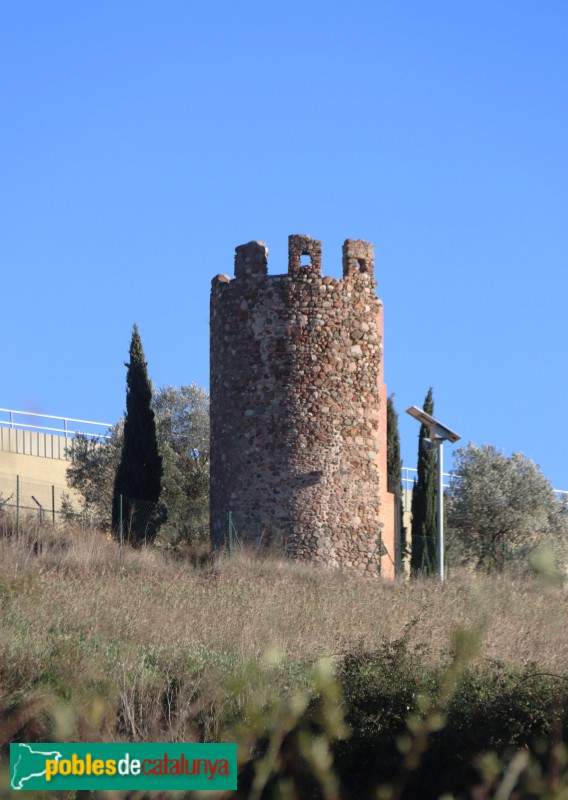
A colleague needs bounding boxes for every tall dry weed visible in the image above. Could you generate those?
[1,523,568,797]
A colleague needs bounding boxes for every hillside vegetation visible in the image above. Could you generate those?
[1,520,567,798]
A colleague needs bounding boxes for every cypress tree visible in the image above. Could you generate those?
[386,395,406,572]
[112,324,163,545]
[410,387,437,575]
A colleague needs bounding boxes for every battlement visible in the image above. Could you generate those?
[234,240,268,278]
[214,234,376,286]
[288,234,323,275]
[342,238,374,278]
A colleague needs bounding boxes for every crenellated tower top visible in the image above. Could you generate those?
[216,234,377,285]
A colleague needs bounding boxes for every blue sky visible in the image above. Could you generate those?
[2,2,567,488]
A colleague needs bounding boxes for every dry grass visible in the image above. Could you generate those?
[1,519,566,671]
[1,523,567,800]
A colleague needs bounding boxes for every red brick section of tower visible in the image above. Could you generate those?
[210,234,395,577]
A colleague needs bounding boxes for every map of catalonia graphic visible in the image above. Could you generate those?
[10,743,63,789]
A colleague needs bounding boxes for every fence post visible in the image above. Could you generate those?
[52,485,56,526]
[16,475,20,533]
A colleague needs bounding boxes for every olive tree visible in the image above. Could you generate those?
[152,384,210,545]
[445,444,568,573]
[153,384,209,456]
[65,426,122,528]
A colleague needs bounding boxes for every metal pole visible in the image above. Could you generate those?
[52,485,56,525]
[16,475,19,532]
[228,511,233,555]
[437,440,444,583]
[31,496,43,524]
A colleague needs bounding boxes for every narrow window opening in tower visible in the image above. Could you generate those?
[300,254,312,268]
[357,258,368,273]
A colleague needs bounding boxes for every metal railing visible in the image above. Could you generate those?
[0,408,112,440]
[402,466,453,492]
[2,407,566,497]
[401,466,566,499]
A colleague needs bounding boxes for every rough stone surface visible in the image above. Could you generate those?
[210,234,395,577]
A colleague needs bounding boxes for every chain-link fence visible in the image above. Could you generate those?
[0,475,166,549]
[113,495,166,547]
[0,472,97,528]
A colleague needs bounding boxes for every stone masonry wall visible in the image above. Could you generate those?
[210,235,395,577]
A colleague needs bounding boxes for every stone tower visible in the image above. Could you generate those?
[210,234,395,577]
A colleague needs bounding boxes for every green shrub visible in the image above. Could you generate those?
[335,633,568,799]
